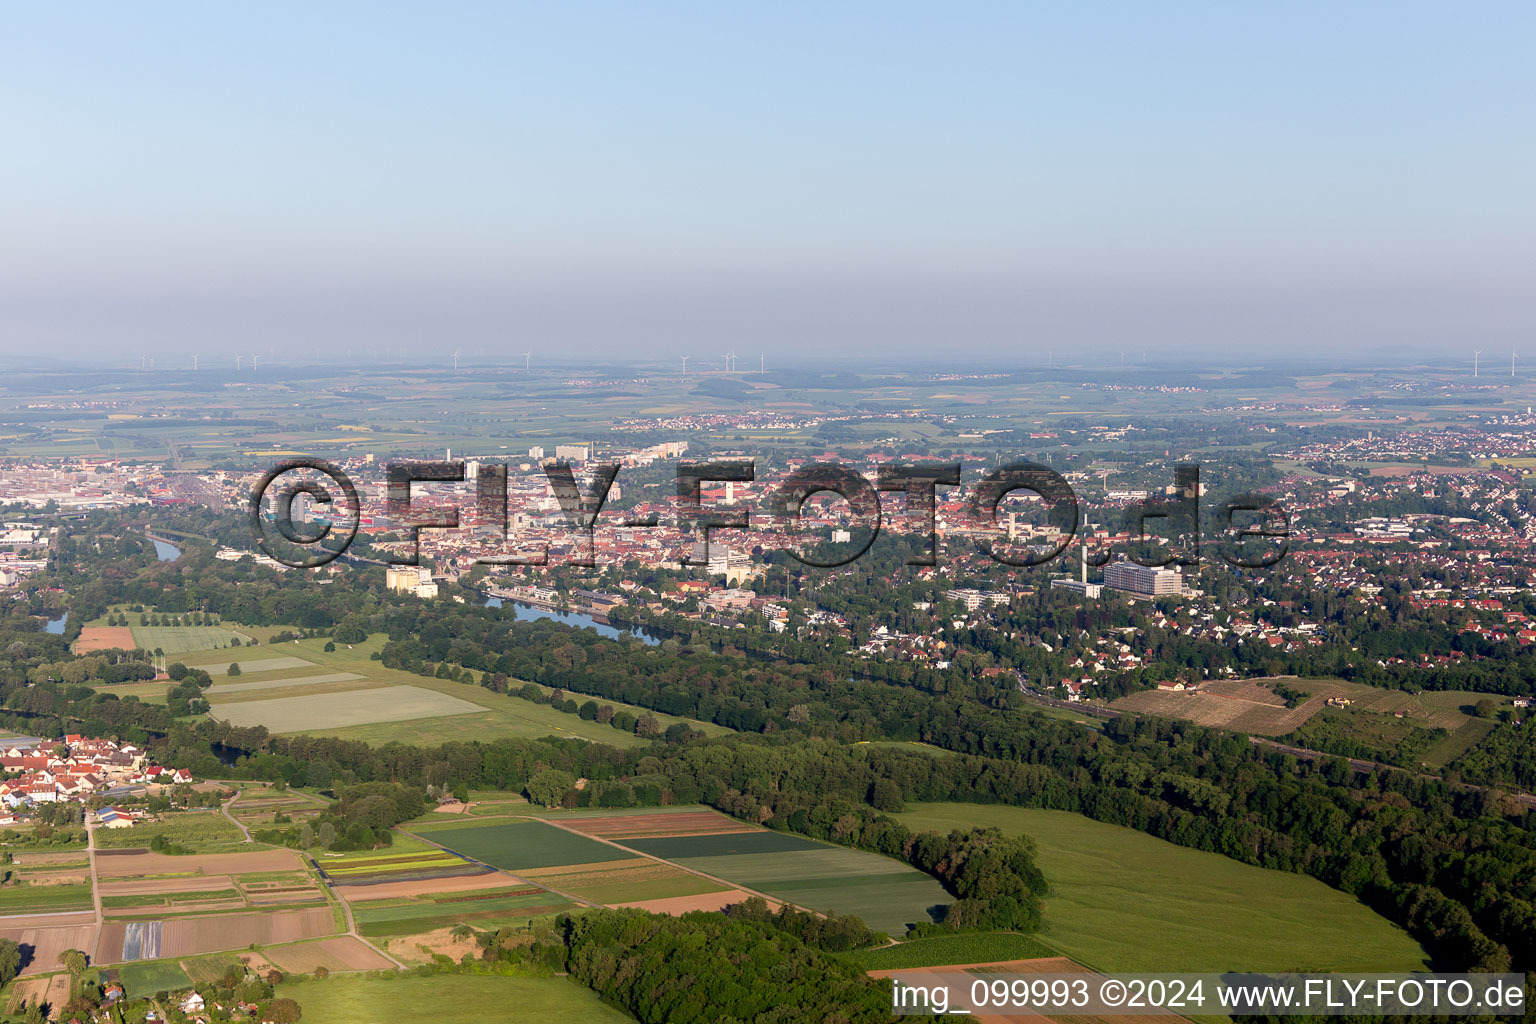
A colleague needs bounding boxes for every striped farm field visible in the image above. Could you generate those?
[181,655,317,675]
[351,889,574,937]
[210,685,488,731]
[620,830,950,937]
[206,672,366,695]
[405,818,618,871]
[314,835,490,887]
[97,907,338,963]
[518,857,731,905]
[558,809,759,840]
[0,882,95,914]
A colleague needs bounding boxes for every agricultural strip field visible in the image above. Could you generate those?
[275,973,638,1024]
[73,626,137,653]
[350,888,573,937]
[519,858,730,905]
[206,672,365,695]
[98,907,337,962]
[323,870,517,902]
[320,848,487,885]
[209,685,489,731]
[557,809,760,839]
[180,655,316,675]
[0,882,94,914]
[262,635,723,746]
[619,830,950,937]
[94,847,306,877]
[404,818,621,870]
[0,920,96,976]
[895,803,1430,972]
[5,974,69,1016]
[262,935,395,973]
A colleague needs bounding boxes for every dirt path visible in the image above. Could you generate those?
[86,820,103,957]
[303,851,406,971]
[222,789,254,842]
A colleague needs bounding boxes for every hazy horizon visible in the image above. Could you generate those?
[5,4,1534,360]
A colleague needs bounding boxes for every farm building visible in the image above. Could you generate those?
[96,806,134,828]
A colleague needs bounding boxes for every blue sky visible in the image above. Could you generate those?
[3,4,1533,364]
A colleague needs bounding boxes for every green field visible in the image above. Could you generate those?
[621,830,950,936]
[131,624,245,654]
[277,973,636,1024]
[181,654,317,675]
[107,959,195,996]
[895,803,1430,972]
[182,954,248,987]
[192,635,720,747]
[210,685,489,731]
[841,932,1058,970]
[207,672,367,696]
[406,819,617,870]
[93,812,248,853]
[88,680,171,703]
[0,882,93,913]
[352,890,572,936]
[313,832,443,862]
[324,849,482,884]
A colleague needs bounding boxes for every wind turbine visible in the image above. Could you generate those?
[451,349,461,371]
[523,351,531,371]
[1474,350,1481,378]
[192,354,200,371]
[760,354,765,374]
[140,354,147,371]
[680,355,689,373]
[236,354,243,372]
[251,353,260,371]
[1513,350,1520,377]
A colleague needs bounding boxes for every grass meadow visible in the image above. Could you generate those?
[895,803,1430,973]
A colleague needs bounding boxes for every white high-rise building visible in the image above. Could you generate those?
[1102,560,1184,598]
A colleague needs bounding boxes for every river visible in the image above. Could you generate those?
[151,537,182,561]
[485,597,662,646]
